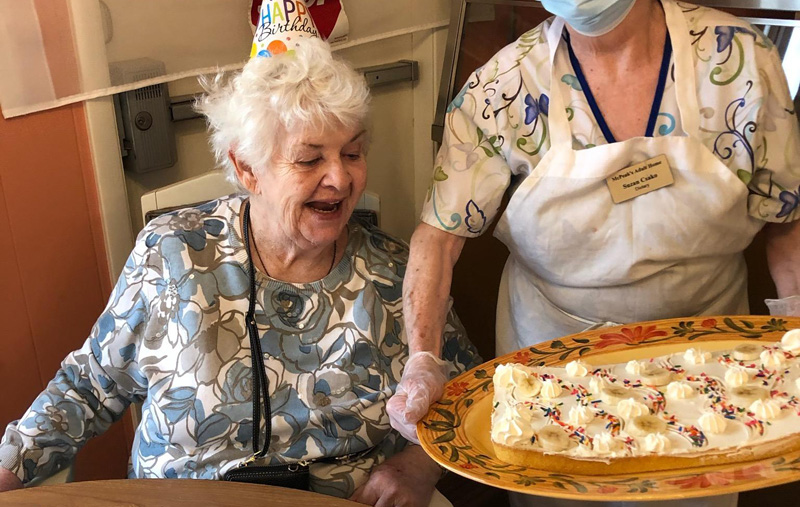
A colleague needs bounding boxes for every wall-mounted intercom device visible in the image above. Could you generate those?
[111,58,176,173]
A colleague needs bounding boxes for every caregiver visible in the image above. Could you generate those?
[389,1,800,505]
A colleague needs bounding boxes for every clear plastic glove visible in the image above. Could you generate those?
[765,295,800,317]
[387,352,449,443]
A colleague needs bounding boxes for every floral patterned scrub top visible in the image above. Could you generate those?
[423,1,800,238]
[0,195,480,498]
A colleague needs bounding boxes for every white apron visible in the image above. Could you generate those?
[493,2,759,505]
[494,0,762,356]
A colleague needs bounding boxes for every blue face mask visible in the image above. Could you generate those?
[539,0,637,37]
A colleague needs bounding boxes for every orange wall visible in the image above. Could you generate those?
[0,102,131,482]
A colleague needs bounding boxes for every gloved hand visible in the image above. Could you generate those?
[765,295,800,317]
[387,352,449,444]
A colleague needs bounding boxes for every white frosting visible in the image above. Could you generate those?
[750,399,782,421]
[642,433,671,453]
[592,432,622,455]
[491,403,535,446]
[625,360,644,375]
[684,347,711,365]
[724,367,749,387]
[492,417,533,447]
[698,412,728,434]
[540,379,562,400]
[568,405,595,426]
[760,349,786,369]
[589,376,605,394]
[617,398,650,419]
[491,334,800,461]
[492,364,520,400]
[781,329,800,352]
[666,381,694,400]
[565,360,589,378]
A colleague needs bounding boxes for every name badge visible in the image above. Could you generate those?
[606,154,675,204]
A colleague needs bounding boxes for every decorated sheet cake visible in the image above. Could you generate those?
[491,329,800,474]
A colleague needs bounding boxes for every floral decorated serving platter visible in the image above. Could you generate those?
[417,316,800,501]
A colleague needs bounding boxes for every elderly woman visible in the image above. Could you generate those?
[389,0,800,506]
[0,38,478,506]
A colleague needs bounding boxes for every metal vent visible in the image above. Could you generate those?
[135,85,162,102]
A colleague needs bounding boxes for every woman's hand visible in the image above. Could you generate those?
[350,444,442,507]
[387,352,449,443]
[0,468,23,493]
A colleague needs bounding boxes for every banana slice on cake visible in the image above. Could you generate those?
[733,343,763,361]
[537,425,573,452]
[640,364,672,387]
[601,385,632,405]
[729,385,769,406]
[627,414,668,437]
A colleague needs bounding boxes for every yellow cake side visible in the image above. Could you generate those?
[492,435,800,475]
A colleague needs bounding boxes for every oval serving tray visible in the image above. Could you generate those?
[418,316,800,501]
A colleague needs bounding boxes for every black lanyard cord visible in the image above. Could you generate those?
[241,203,376,468]
[243,201,272,457]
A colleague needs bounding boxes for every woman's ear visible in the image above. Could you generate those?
[229,151,260,194]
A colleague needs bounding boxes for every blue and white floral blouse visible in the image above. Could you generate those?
[0,194,479,498]
[423,1,800,237]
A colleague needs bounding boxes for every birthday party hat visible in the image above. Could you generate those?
[251,0,320,58]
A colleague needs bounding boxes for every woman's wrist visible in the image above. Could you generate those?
[404,444,446,484]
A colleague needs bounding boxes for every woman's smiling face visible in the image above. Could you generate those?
[252,121,368,251]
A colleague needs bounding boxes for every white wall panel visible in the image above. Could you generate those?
[88,0,452,275]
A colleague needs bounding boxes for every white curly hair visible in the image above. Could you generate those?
[196,38,371,193]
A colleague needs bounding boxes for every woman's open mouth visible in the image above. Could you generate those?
[306,200,342,214]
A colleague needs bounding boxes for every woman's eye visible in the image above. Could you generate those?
[298,157,322,166]
[344,153,362,161]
